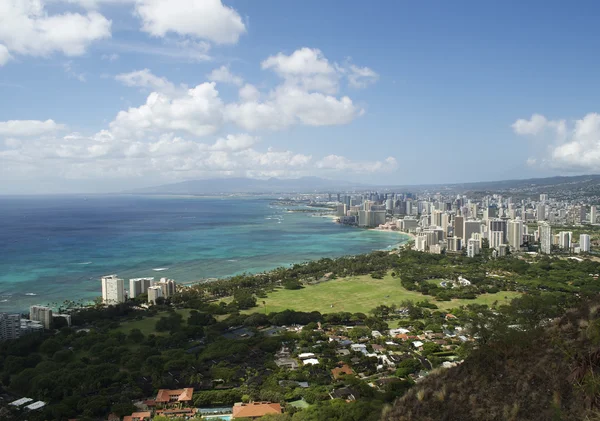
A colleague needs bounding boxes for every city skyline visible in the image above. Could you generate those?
[2,0,600,194]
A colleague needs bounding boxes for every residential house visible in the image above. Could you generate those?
[329,387,359,401]
[331,364,354,380]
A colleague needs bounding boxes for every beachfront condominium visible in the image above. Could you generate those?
[540,223,552,254]
[29,305,53,329]
[129,277,155,299]
[0,313,21,341]
[158,278,177,298]
[101,274,125,304]
[148,286,163,304]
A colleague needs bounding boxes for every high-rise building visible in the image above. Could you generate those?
[0,313,21,341]
[537,204,546,221]
[464,220,482,242]
[591,206,597,224]
[129,277,154,299]
[453,215,464,239]
[489,231,504,249]
[336,204,347,217]
[580,234,591,253]
[488,219,508,243]
[101,274,125,304]
[467,238,480,257]
[29,305,52,329]
[540,194,548,202]
[507,219,524,251]
[148,286,163,304]
[540,223,552,254]
[430,210,443,227]
[158,278,177,298]
[559,231,572,250]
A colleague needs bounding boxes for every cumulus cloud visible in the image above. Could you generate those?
[115,68,178,94]
[511,113,566,137]
[134,0,246,44]
[207,65,244,86]
[1,128,395,186]
[110,82,224,137]
[514,112,600,171]
[0,44,12,66]
[239,84,260,102]
[0,119,67,136]
[262,47,339,94]
[0,0,111,61]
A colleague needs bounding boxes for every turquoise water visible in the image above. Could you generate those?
[0,195,408,312]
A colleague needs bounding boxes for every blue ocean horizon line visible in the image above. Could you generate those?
[0,196,409,313]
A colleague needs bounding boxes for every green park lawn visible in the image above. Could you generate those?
[115,308,193,336]
[245,273,522,315]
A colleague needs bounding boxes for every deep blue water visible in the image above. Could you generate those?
[0,195,408,312]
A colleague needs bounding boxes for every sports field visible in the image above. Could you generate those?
[245,273,521,315]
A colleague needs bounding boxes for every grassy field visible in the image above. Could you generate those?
[115,308,193,336]
[244,273,522,315]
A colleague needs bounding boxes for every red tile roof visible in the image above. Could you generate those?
[232,402,282,419]
[155,388,194,403]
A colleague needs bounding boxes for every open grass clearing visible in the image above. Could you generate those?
[115,308,193,336]
[243,273,521,315]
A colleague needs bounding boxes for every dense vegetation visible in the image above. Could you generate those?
[3,249,600,420]
[384,295,600,420]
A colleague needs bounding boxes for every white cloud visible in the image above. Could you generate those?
[115,68,178,94]
[239,84,260,102]
[207,65,243,86]
[316,155,398,173]
[110,82,224,137]
[262,47,339,94]
[0,119,67,136]
[0,44,12,66]
[514,112,600,171]
[135,0,246,44]
[1,127,393,186]
[0,0,111,61]
[347,64,379,88]
[226,85,361,131]
[511,113,566,137]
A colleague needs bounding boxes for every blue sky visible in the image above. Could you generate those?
[1,0,599,193]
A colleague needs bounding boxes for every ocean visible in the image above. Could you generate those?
[0,195,409,312]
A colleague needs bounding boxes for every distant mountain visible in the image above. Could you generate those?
[127,176,364,195]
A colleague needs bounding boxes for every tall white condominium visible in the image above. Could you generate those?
[29,305,53,329]
[540,223,552,254]
[580,234,591,253]
[489,231,504,249]
[540,194,548,202]
[147,286,163,304]
[559,231,572,250]
[0,313,21,340]
[101,274,125,304]
[591,206,597,224]
[158,278,177,298]
[507,219,524,251]
[129,277,154,299]
[537,203,546,221]
[467,238,480,257]
[464,220,482,242]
